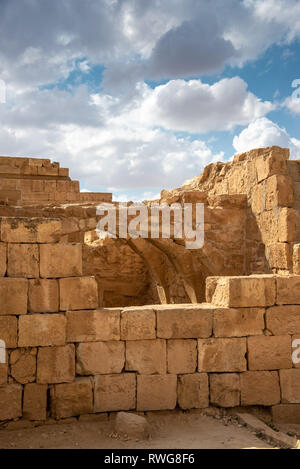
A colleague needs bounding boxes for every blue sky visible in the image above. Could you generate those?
[0,0,299,201]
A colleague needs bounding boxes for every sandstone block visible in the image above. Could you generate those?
[28,279,59,313]
[213,307,265,337]
[0,278,28,315]
[23,383,47,421]
[156,304,213,339]
[121,307,156,340]
[251,183,265,214]
[0,384,22,421]
[240,371,280,406]
[167,339,197,374]
[272,404,300,423]
[265,175,294,210]
[19,314,66,347]
[126,339,166,375]
[66,308,120,342]
[0,243,6,276]
[177,373,209,409]
[7,243,39,278]
[198,338,246,372]
[256,151,287,183]
[137,375,177,411]
[51,378,93,419]
[40,243,82,278]
[266,306,300,335]
[280,369,300,403]
[37,345,75,384]
[0,316,17,347]
[10,348,36,384]
[277,276,300,304]
[209,373,240,407]
[247,335,292,370]
[1,217,62,243]
[59,277,98,311]
[206,276,276,307]
[94,374,136,412]
[115,412,149,439]
[76,341,124,375]
[266,243,292,270]
[278,208,298,243]
[293,245,300,275]
[0,363,8,385]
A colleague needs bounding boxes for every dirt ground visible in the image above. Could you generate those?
[0,412,278,449]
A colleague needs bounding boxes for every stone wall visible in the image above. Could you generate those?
[0,217,300,424]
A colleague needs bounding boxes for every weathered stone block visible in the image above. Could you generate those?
[213,307,265,337]
[0,363,8,385]
[137,375,177,411]
[247,335,292,370]
[277,276,300,304]
[10,348,36,384]
[0,278,28,315]
[256,151,287,183]
[94,374,136,412]
[156,304,213,339]
[1,217,62,243]
[126,339,166,375]
[209,373,240,407]
[76,341,124,375]
[66,308,120,342]
[266,306,300,335]
[177,373,209,409]
[240,371,280,406]
[280,369,300,403]
[0,316,17,347]
[206,276,276,308]
[251,183,265,214]
[293,245,300,275]
[28,279,59,313]
[37,345,75,384]
[51,378,93,419]
[198,338,247,372]
[121,307,156,340]
[19,314,66,347]
[265,175,294,210]
[23,383,47,421]
[278,208,298,243]
[59,277,98,311]
[7,243,39,278]
[167,339,197,374]
[0,243,6,276]
[115,412,150,439]
[0,384,22,421]
[266,243,292,270]
[40,243,82,278]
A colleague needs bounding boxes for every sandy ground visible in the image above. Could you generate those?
[0,412,276,449]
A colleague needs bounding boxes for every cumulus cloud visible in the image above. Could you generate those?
[233,117,300,158]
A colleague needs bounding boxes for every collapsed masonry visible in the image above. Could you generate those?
[1,146,300,425]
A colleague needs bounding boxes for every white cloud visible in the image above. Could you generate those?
[233,117,300,157]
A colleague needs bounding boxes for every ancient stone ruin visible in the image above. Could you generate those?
[1,145,300,426]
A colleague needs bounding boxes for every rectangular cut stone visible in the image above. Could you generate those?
[94,374,136,412]
[213,307,265,337]
[28,278,59,313]
[265,174,294,210]
[10,348,36,384]
[66,309,120,342]
[76,341,124,375]
[23,383,47,421]
[0,243,6,276]
[206,276,276,307]
[37,345,75,384]
[278,208,298,243]
[126,339,166,375]
[0,278,28,315]
[247,335,292,370]
[51,378,93,419]
[256,152,287,183]
[0,384,22,421]
[198,338,246,372]
[240,371,280,406]
[210,373,240,408]
[266,243,292,270]
[293,244,300,275]
[60,277,98,311]
[156,304,213,339]
[121,307,156,340]
[272,404,300,423]
[19,314,66,347]
[7,244,39,278]
[1,217,62,243]
[280,369,300,403]
[167,339,197,374]
[177,373,209,409]
[0,316,17,347]
[277,276,300,304]
[137,375,177,411]
[266,306,300,335]
[40,243,82,278]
